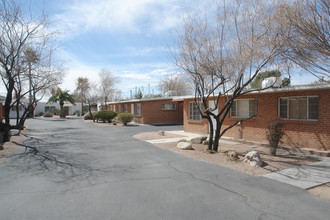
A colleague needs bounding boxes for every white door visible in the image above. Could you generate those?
[208,101,218,134]
[131,104,134,115]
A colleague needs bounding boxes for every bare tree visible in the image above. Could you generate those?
[13,46,63,130]
[277,0,330,77]
[158,74,191,96]
[175,0,286,152]
[98,69,119,106]
[83,82,100,121]
[0,0,63,141]
[74,77,90,115]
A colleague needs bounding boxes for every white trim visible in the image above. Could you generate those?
[188,102,202,121]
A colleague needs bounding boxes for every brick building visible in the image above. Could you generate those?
[108,97,184,125]
[175,84,330,150]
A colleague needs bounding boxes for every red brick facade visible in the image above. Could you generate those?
[108,98,183,125]
[182,86,330,150]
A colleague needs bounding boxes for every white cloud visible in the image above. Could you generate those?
[53,0,211,36]
[120,73,151,80]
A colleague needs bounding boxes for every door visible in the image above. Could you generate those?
[131,104,134,115]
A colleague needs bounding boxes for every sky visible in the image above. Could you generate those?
[32,0,214,99]
[0,0,320,100]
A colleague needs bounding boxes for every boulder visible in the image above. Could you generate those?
[177,142,194,150]
[177,139,187,143]
[202,140,209,145]
[243,151,262,167]
[227,151,239,160]
[158,130,165,136]
[191,136,208,144]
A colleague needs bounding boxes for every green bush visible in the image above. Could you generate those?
[43,112,53,117]
[74,110,81,116]
[94,110,117,123]
[117,113,134,126]
[83,111,96,120]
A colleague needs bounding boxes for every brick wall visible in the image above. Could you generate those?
[183,99,209,134]
[183,88,330,150]
[108,99,183,125]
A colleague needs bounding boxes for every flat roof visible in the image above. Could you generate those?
[172,84,330,101]
[107,96,184,105]
[107,84,330,104]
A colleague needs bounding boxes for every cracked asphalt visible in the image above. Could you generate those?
[0,118,329,220]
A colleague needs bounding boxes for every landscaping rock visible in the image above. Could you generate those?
[158,130,165,136]
[177,142,194,150]
[202,140,209,145]
[177,139,187,143]
[227,151,239,160]
[243,151,262,167]
[191,136,208,144]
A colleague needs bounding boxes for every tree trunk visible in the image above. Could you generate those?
[213,119,222,152]
[206,115,214,151]
[81,102,84,115]
[88,104,95,122]
[3,78,15,142]
[60,103,65,118]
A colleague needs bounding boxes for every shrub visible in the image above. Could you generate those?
[37,112,44,117]
[266,119,284,156]
[117,113,134,126]
[54,108,61,115]
[73,110,81,116]
[83,111,96,120]
[94,110,117,123]
[43,112,53,117]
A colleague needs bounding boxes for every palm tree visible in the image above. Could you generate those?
[48,89,75,118]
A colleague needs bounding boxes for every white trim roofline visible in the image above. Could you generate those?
[172,84,330,101]
[107,96,185,105]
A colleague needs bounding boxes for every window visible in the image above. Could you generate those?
[189,102,202,121]
[279,96,318,120]
[109,105,113,111]
[162,103,176,110]
[231,99,255,118]
[117,104,121,112]
[123,104,128,112]
[135,103,141,116]
[45,106,56,114]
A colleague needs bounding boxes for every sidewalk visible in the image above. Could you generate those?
[145,130,202,144]
[263,157,330,189]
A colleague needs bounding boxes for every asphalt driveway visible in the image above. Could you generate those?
[0,118,329,220]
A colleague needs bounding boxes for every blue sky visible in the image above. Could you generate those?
[0,0,320,99]
[39,0,211,98]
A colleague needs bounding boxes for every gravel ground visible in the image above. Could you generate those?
[134,131,330,200]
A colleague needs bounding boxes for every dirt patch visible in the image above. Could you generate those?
[307,183,330,200]
[0,130,26,164]
[134,131,328,200]
[154,141,317,176]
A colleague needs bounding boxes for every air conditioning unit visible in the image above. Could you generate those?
[164,91,177,97]
[262,77,282,89]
